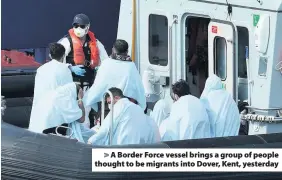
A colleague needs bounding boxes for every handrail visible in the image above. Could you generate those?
[101,90,114,145]
[245,106,282,111]
[168,16,178,96]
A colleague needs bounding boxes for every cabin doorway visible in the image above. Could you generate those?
[185,17,210,97]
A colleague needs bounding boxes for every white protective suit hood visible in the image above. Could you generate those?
[200,74,240,137]
[83,58,146,111]
[29,82,95,143]
[160,95,211,141]
[200,74,224,99]
[88,98,159,146]
[150,99,170,127]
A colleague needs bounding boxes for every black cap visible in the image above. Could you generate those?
[72,14,90,25]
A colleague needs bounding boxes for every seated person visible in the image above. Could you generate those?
[160,80,211,141]
[88,87,160,146]
[83,39,146,112]
[200,74,240,137]
[28,82,95,143]
[150,99,170,127]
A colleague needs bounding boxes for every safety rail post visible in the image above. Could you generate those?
[168,16,178,96]
[101,90,114,145]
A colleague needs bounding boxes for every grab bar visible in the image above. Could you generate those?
[101,90,114,145]
[168,16,178,96]
[245,106,282,111]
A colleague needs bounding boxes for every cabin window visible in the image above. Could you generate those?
[214,37,227,80]
[237,26,249,78]
[148,14,168,66]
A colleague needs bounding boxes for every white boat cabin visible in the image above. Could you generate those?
[116,0,282,135]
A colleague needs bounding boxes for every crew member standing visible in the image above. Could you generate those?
[58,13,108,129]
[58,13,108,89]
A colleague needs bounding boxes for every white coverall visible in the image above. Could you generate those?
[83,58,146,111]
[88,98,160,146]
[200,74,240,137]
[146,115,161,143]
[32,60,73,107]
[29,82,95,143]
[160,95,211,141]
[150,99,170,127]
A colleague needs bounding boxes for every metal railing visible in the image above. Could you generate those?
[168,16,178,96]
[101,90,114,145]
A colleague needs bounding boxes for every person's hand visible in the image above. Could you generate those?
[70,65,86,76]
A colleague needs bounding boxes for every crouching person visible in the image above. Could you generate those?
[160,80,211,141]
[88,87,160,146]
[28,82,95,143]
[200,74,240,137]
[150,99,171,127]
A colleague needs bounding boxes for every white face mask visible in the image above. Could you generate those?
[73,26,88,38]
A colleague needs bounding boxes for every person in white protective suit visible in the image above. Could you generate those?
[150,99,170,127]
[160,79,211,141]
[200,74,240,137]
[32,43,73,107]
[88,87,160,146]
[28,82,95,143]
[83,39,146,112]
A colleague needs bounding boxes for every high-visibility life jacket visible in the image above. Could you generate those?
[67,29,100,69]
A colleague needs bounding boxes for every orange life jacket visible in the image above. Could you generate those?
[68,29,100,69]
